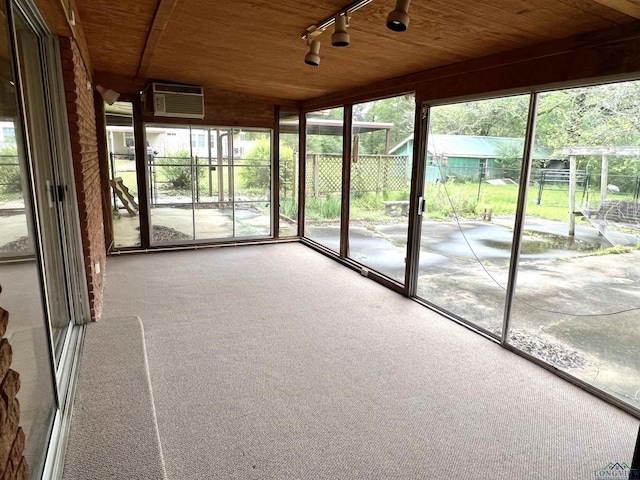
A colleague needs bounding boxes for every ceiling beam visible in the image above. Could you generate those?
[137,0,179,80]
[34,0,93,79]
[591,0,640,19]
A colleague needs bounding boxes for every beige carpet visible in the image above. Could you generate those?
[62,316,166,480]
[78,243,639,479]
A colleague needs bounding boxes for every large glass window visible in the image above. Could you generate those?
[279,111,299,237]
[0,4,58,476]
[348,94,415,283]
[148,125,271,244]
[304,108,344,252]
[510,81,640,410]
[106,101,141,248]
[417,95,531,335]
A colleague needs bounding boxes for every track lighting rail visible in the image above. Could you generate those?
[301,0,373,40]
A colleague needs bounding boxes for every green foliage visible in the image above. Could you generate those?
[280,197,298,219]
[353,94,416,155]
[0,142,21,196]
[279,134,298,202]
[155,150,199,193]
[239,138,272,190]
[304,196,342,220]
[586,244,639,256]
[429,95,530,137]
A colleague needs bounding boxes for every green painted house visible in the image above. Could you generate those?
[390,134,559,184]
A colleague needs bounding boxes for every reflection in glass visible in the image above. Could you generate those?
[304,108,344,252]
[510,81,640,410]
[417,95,531,335]
[14,8,72,361]
[348,94,415,282]
[0,5,56,476]
[106,101,141,247]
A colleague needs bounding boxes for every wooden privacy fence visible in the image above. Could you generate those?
[305,153,410,197]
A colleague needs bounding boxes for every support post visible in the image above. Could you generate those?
[600,154,608,205]
[569,155,576,236]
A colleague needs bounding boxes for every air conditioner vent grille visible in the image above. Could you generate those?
[145,82,205,119]
[164,94,204,117]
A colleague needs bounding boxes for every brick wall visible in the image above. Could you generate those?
[0,305,29,480]
[59,37,105,321]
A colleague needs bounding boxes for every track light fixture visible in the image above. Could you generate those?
[301,0,410,65]
[301,0,372,65]
[305,40,321,66]
[95,85,120,105]
[332,14,350,47]
[386,0,411,32]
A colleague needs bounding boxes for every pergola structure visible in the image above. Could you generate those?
[561,145,640,236]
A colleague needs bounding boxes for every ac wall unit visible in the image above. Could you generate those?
[145,82,205,119]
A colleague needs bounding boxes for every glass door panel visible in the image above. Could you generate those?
[279,111,299,237]
[0,4,57,476]
[149,125,195,244]
[510,81,640,410]
[106,101,141,247]
[349,94,415,282]
[232,129,271,238]
[304,108,344,252]
[13,7,71,361]
[194,128,232,239]
[416,95,531,335]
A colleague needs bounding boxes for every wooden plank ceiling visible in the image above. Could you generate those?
[71,0,637,101]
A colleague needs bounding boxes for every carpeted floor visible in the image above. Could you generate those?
[62,317,166,480]
[70,243,638,479]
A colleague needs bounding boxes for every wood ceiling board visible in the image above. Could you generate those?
[425,0,620,39]
[74,0,157,77]
[146,2,539,98]
[76,0,159,19]
[72,0,640,102]
[555,0,637,22]
[34,0,72,36]
[590,0,640,18]
[137,0,179,78]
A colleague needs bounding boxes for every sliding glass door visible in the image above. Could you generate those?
[0,6,57,475]
[304,108,344,252]
[348,95,415,283]
[0,1,87,476]
[302,96,416,285]
[410,81,640,414]
[416,95,531,336]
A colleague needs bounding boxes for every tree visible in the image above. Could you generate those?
[429,95,530,137]
[353,95,416,154]
[239,138,272,190]
[0,141,21,196]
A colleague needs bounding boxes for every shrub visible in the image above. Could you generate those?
[0,144,21,196]
[154,150,204,193]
